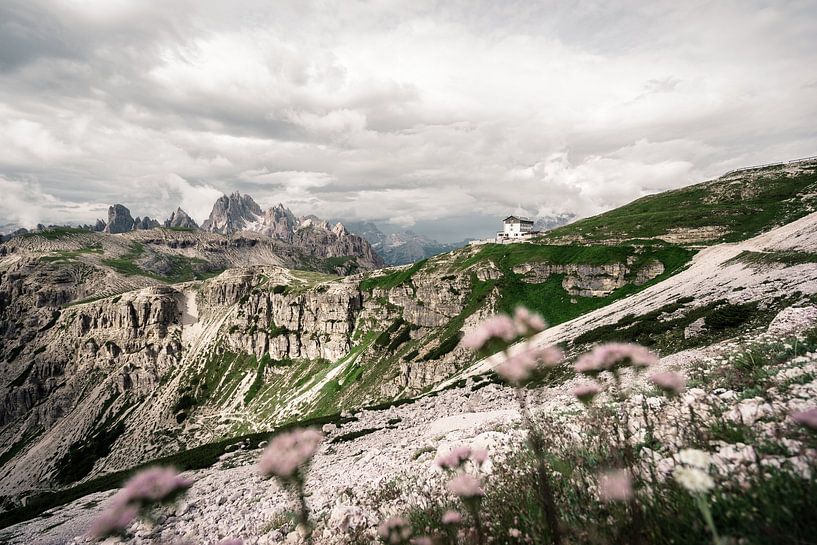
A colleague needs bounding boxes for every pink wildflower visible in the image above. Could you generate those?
[446,474,485,499]
[87,499,138,540]
[598,469,633,502]
[573,382,602,404]
[411,537,433,545]
[436,446,472,469]
[259,428,323,479]
[121,467,192,504]
[442,510,462,525]
[650,371,686,395]
[513,307,547,335]
[575,343,658,374]
[508,528,522,538]
[218,540,243,545]
[470,448,489,465]
[792,407,817,430]
[378,516,412,544]
[461,315,517,350]
[495,342,563,384]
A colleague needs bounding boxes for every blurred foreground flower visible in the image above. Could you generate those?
[677,448,712,470]
[495,342,563,385]
[650,371,686,395]
[598,469,633,502]
[442,510,462,525]
[791,407,817,429]
[446,473,485,499]
[88,466,191,541]
[461,314,517,350]
[575,343,658,375]
[259,427,323,543]
[378,516,412,544]
[573,382,603,405]
[259,428,323,479]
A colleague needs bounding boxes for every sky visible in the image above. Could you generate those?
[0,0,815,242]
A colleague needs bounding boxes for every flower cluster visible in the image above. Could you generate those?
[650,371,686,395]
[259,428,323,480]
[598,469,633,503]
[673,449,715,494]
[88,467,192,540]
[495,342,563,385]
[791,407,817,429]
[462,307,548,352]
[378,516,412,544]
[573,382,603,405]
[436,445,488,470]
[574,342,658,375]
[442,510,463,525]
[446,473,486,499]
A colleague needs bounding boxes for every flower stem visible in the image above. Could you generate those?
[515,388,562,545]
[695,494,721,545]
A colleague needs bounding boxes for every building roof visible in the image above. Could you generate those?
[503,215,534,224]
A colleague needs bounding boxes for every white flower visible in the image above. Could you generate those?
[677,448,711,469]
[673,466,715,493]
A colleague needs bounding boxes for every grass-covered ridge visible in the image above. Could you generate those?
[541,161,817,244]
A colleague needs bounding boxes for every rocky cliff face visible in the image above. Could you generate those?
[104,204,135,234]
[512,260,664,297]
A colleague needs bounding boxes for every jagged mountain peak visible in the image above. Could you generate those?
[165,207,199,229]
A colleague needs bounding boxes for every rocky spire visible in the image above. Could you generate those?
[164,207,199,229]
[201,192,263,234]
[104,204,135,234]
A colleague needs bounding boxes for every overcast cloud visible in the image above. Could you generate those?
[1,0,815,241]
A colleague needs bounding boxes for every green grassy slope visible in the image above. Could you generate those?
[540,160,817,244]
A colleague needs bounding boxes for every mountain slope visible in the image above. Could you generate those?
[542,156,817,245]
[0,157,815,514]
[3,188,817,545]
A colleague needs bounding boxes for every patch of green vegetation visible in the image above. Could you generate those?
[459,244,693,328]
[322,255,359,274]
[421,332,463,361]
[54,402,130,485]
[574,298,764,353]
[541,166,817,244]
[456,243,635,271]
[23,227,90,240]
[39,246,103,263]
[725,250,817,267]
[244,354,272,405]
[102,242,223,283]
[359,259,427,293]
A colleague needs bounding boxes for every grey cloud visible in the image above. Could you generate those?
[0,0,815,240]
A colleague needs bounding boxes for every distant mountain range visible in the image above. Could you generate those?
[337,221,470,265]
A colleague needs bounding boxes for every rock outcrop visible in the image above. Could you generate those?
[512,261,664,297]
[104,204,135,234]
[133,216,161,230]
[201,192,264,234]
[165,208,199,229]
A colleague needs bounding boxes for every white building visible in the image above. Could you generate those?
[496,215,535,242]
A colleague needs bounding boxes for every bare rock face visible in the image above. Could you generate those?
[104,204,135,234]
[94,219,106,232]
[201,192,263,234]
[201,192,384,268]
[512,261,664,297]
[164,207,199,229]
[133,216,161,230]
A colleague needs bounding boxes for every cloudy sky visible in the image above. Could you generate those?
[1,0,815,241]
